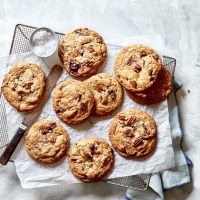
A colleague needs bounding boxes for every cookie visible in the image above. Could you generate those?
[25,120,69,164]
[109,109,157,158]
[85,73,123,117]
[68,137,114,182]
[1,62,45,111]
[53,79,94,124]
[126,67,173,105]
[114,44,162,92]
[58,28,107,77]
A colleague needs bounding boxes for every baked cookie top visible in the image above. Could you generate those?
[126,67,173,105]
[53,79,94,124]
[109,109,157,158]
[1,62,45,111]
[85,73,123,116]
[25,120,69,164]
[115,44,162,92]
[58,28,107,77]
[68,137,114,182]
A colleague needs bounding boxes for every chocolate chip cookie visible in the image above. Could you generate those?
[109,109,157,158]
[114,44,162,92]
[68,137,114,182]
[85,73,123,117]
[58,28,107,77]
[25,120,69,164]
[53,79,94,124]
[1,62,45,111]
[126,67,173,105]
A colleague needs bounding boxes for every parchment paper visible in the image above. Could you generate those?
[0,36,175,188]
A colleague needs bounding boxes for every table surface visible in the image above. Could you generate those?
[0,0,199,199]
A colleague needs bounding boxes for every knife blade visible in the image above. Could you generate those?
[0,64,63,165]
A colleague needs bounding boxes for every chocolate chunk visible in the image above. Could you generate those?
[24,82,33,90]
[143,124,150,134]
[148,69,153,76]
[49,135,56,143]
[79,49,84,56]
[153,54,159,60]
[96,85,105,92]
[127,57,133,66]
[84,60,93,68]
[59,85,64,90]
[70,158,77,162]
[90,144,95,152]
[150,77,154,81]
[130,81,137,88]
[55,109,61,113]
[81,102,88,111]
[40,127,49,135]
[124,129,134,137]
[97,37,103,43]
[133,137,142,147]
[68,60,81,74]
[87,45,95,53]
[75,94,82,101]
[75,29,84,36]
[50,122,57,130]
[140,51,147,57]
[108,90,116,101]
[83,150,92,159]
[118,115,126,121]
[134,65,142,73]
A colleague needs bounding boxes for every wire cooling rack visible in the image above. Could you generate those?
[0,24,176,190]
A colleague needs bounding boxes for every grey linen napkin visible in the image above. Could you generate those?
[126,81,192,200]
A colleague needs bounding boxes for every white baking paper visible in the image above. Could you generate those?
[0,36,175,188]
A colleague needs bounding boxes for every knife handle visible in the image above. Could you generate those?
[0,124,27,165]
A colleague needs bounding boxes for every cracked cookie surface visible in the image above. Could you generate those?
[109,109,157,158]
[1,62,45,111]
[115,44,162,92]
[53,79,94,124]
[126,67,173,105]
[68,137,114,182]
[85,73,123,116]
[58,28,107,77]
[25,120,69,164]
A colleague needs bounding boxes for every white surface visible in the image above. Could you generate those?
[0,36,174,188]
[0,0,199,199]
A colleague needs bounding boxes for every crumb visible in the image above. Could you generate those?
[188,90,190,93]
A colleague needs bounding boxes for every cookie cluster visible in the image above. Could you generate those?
[1,28,173,183]
[53,73,123,124]
[115,44,173,105]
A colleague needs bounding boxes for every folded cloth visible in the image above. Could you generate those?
[126,81,192,200]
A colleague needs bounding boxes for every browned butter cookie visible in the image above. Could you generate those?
[115,44,162,92]
[58,28,107,77]
[109,109,157,158]
[53,79,94,124]
[25,119,69,164]
[126,66,173,105]
[1,62,45,111]
[68,137,114,182]
[85,73,123,117]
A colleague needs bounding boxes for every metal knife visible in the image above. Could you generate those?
[0,64,63,165]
